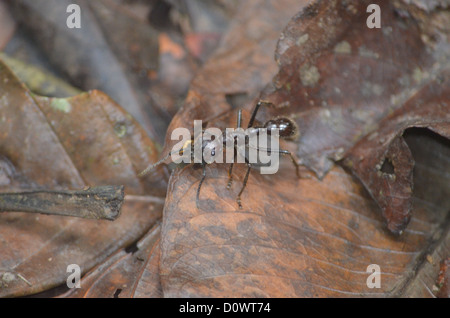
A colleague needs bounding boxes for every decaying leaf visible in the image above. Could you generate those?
[155,0,449,297]
[435,258,449,298]
[61,223,163,298]
[0,60,166,297]
[159,129,449,297]
[0,52,82,97]
[1,0,448,299]
[0,1,16,50]
[257,0,450,234]
[7,0,168,142]
[159,0,312,160]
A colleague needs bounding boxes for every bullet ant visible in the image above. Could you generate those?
[139,101,301,209]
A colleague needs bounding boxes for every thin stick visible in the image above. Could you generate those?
[0,186,124,220]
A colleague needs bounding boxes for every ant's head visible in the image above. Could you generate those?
[264,117,297,138]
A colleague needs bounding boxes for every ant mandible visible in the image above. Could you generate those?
[139,100,301,209]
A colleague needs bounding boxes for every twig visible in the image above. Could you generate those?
[0,186,124,221]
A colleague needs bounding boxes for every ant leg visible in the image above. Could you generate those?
[279,149,300,178]
[237,109,242,128]
[196,164,207,208]
[227,163,234,189]
[227,109,242,189]
[248,100,273,128]
[246,143,301,178]
[138,151,172,177]
[139,142,194,177]
[247,101,262,128]
[236,163,252,209]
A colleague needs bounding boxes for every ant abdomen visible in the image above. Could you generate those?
[263,118,296,138]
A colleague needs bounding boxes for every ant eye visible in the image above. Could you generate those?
[211,148,216,157]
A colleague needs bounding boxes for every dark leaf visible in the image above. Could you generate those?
[61,224,163,298]
[258,0,449,233]
[160,129,449,297]
[7,0,168,142]
[0,60,166,297]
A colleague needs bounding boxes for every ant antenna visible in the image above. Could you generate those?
[138,143,192,177]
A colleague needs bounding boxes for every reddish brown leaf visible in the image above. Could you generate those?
[0,60,166,297]
[256,0,449,233]
[436,258,449,298]
[160,130,449,297]
[159,0,312,160]
[0,2,15,50]
[344,136,415,234]
[1,0,448,299]
[61,223,163,298]
[6,0,168,142]
[154,0,449,297]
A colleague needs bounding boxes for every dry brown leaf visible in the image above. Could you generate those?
[155,0,449,297]
[159,0,312,160]
[1,0,448,299]
[7,0,168,142]
[0,60,166,297]
[256,0,449,234]
[61,223,163,298]
[160,129,449,297]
